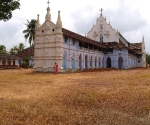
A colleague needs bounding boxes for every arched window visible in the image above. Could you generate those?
[100,34,103,42]
[100,24,103,29]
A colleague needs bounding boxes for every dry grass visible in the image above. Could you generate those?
[0,68,150,125]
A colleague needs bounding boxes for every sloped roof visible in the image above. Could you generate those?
[0,54,18,59]
[129,43,142,55]
[62,28,106,49]
[103,41,127,49]
[129,43,142,50]
[16,47,34,58]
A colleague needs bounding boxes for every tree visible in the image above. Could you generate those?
[0,0,20,21]
[23,19,36,47]
[9,48,15,55]
[146,53,150,64]
[0,45,6,53]
[18,43,25,52]
[13,45,19,53]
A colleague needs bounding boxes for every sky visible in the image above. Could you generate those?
[0,0,149,53]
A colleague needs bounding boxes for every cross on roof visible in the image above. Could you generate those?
[99,8,104,16]
[47,0,50,7]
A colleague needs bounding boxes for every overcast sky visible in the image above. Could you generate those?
[0,0,149,53]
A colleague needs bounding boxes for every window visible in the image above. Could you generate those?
[100,34,103,42]
[119,48,122,51]
[100,24,103,29]
[118,48,122,53]
[138,60,141,63]
[72,39,76,45]
[64,37,68,43]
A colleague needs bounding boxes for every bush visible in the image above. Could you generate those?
[22,62,27,68]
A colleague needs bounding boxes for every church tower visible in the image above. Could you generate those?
[33,1,63,72]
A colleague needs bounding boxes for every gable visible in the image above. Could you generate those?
[87,15,119,43]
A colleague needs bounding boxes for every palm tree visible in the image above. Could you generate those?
[9,45,19,55]
[9,48,15,55]
[0,45,6,54]
[13,45,19,53]
[18,43,25,52]
[23,19,37,47]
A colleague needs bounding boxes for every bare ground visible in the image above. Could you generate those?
[0,68,150,125]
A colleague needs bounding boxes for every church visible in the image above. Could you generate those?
[33,2,146,72]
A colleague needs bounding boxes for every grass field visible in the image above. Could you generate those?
[0,68,150,125]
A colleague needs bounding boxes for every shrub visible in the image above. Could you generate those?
[22,61,27,68]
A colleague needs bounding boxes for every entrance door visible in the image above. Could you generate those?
[72,59,75,70]
[95,57,97,67]
[8,59,11,65]
[90,56,92,68]
[107,57,111,68]
[118,57,123,70]
[79,54,82,69]
[2,59,6,65]
[62,58,66,70]
[13,60,15,66]
[85,55,88,69]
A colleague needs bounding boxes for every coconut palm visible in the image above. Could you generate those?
[23,19,37,47]
[9,48,15,55]
[9,45,19,55]
[13,45,19,53]
[18,43,25,52]
[0,45,6,54]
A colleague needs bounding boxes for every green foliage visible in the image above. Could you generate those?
[9,48,15,55]
[0,45,6,53]
[146,53,150,64]
[23,19,37,47]
[22,61,27,68]
[18,43,25,52]
[0,0,20,21]
[9,45,19,55]
[9,43,25,55]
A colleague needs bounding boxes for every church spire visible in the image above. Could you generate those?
[45,0,51,20]
[56,10,62,28]
[36,14,41,29]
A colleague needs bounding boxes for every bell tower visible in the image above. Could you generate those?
[33,0,63,72]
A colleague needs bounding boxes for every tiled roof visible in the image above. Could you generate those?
[16,47,34,58]
[62,28,107,49]
[129,43,142,55]
[0,54,18,59]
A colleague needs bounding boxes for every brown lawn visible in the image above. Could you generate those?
[0,68,150,125]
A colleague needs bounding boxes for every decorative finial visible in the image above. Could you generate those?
[142,35,144,42]
[97,17,98,21]
[47,0,50,7]
[36,14,41,29]
[56,10,62,28]
[99,8,104,16]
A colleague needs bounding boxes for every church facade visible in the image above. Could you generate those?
[33,5,146,72]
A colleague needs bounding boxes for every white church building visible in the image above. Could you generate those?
[33,3,146,73]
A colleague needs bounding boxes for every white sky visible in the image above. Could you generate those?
[0,0,149,53]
